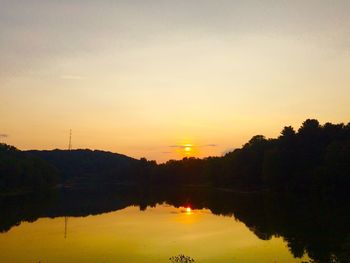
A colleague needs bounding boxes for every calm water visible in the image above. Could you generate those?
[0,187,349,262]
[0,204,307,263]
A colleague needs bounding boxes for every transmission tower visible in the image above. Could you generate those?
[68,129,72,150]
[64,129,72,239]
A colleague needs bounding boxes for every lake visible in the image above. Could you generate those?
[0,187,348,262]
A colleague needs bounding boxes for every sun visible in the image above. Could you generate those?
[184,144,192,153]
[184,146,191,152]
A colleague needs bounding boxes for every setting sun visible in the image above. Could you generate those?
[184,144,192,153]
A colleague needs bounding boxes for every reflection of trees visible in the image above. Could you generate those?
[1,186,349,262]
[0,191,56,233]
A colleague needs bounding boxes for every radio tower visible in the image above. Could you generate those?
[68,129,72,150]
[64,129,72,239]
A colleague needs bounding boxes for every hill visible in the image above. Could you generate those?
[28,149,140,186]
[0,144,58,194]
[2,119,350,194]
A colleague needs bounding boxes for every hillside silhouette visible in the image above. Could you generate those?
[0,144,58,195]
[1,119,350,195]
[28,149,139,186]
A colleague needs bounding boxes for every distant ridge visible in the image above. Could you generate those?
[28,149,140,185]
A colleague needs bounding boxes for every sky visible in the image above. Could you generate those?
[1,0,350,162]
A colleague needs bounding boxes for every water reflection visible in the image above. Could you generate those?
[0,186,349,262]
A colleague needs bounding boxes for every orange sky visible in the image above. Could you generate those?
[1,1,350,162]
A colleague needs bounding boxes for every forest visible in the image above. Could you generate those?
[1,119,349,196]
[149,119,350,196]
[0,144,58,194]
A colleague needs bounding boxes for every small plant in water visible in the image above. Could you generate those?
[169,254,195,263]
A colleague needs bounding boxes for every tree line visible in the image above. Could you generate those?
[1,119,349,195]
[0,144,58,194]
[143,119,350,195]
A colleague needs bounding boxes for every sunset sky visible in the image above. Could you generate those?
[1,1,350,162]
